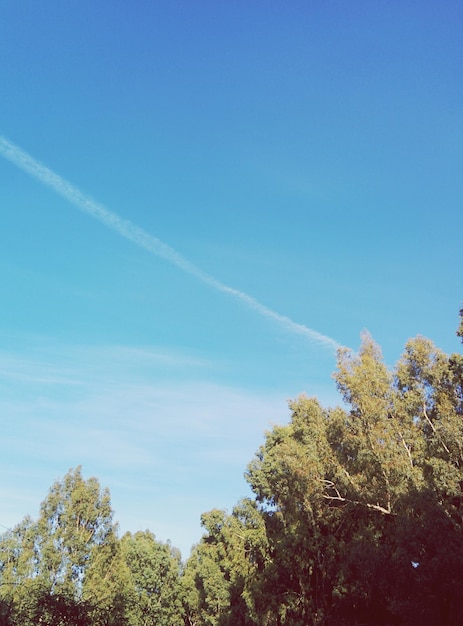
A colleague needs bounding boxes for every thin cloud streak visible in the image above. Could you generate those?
[0,135,340,351]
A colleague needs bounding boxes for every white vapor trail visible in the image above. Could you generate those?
[0,135,340,352]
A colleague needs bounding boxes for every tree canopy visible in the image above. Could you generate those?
[1,306,462,625]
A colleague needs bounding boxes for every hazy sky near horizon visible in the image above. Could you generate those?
[1,1,462,556]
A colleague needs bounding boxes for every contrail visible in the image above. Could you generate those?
[0,135,340,352]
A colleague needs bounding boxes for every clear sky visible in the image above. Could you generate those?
[1,1,462,557]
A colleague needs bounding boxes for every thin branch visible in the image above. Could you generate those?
[321,493,392,515]
[321,479,392,514]
[423,404,451,455]
[398,431,414,468]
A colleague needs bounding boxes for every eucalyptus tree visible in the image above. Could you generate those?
[244,322,463,625]
[120,530,184,626]
[0,467,128,626]
[182,500,268,626]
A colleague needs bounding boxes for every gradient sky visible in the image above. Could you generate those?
[1,1,462,557]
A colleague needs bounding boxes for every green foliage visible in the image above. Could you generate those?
[182,501,268,626]
[2,467,127,626]
[240,325,463,625]
[0,468,127,626]
[212,311,462,626]
[121,530,184,625]
[0,469,186,626]
[1,304,462,625]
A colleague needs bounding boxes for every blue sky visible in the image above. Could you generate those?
[1,1,462,556]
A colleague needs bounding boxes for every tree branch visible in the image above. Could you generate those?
[423,404,451,455]
[321,493,392,515]
[321,479,392,515]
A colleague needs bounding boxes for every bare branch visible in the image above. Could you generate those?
[321,493,392,515]
[423,404,451,455]
[399,431,414,468]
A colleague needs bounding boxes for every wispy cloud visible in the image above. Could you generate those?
[0,342,292,554]
[0,135,340,352]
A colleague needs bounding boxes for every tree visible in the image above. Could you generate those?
[0,467,127,626]
[182,501,268,626]
[246,396,341,625]
[120,530,184,626]
[0,515,44,626]
[243,323,463,625]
